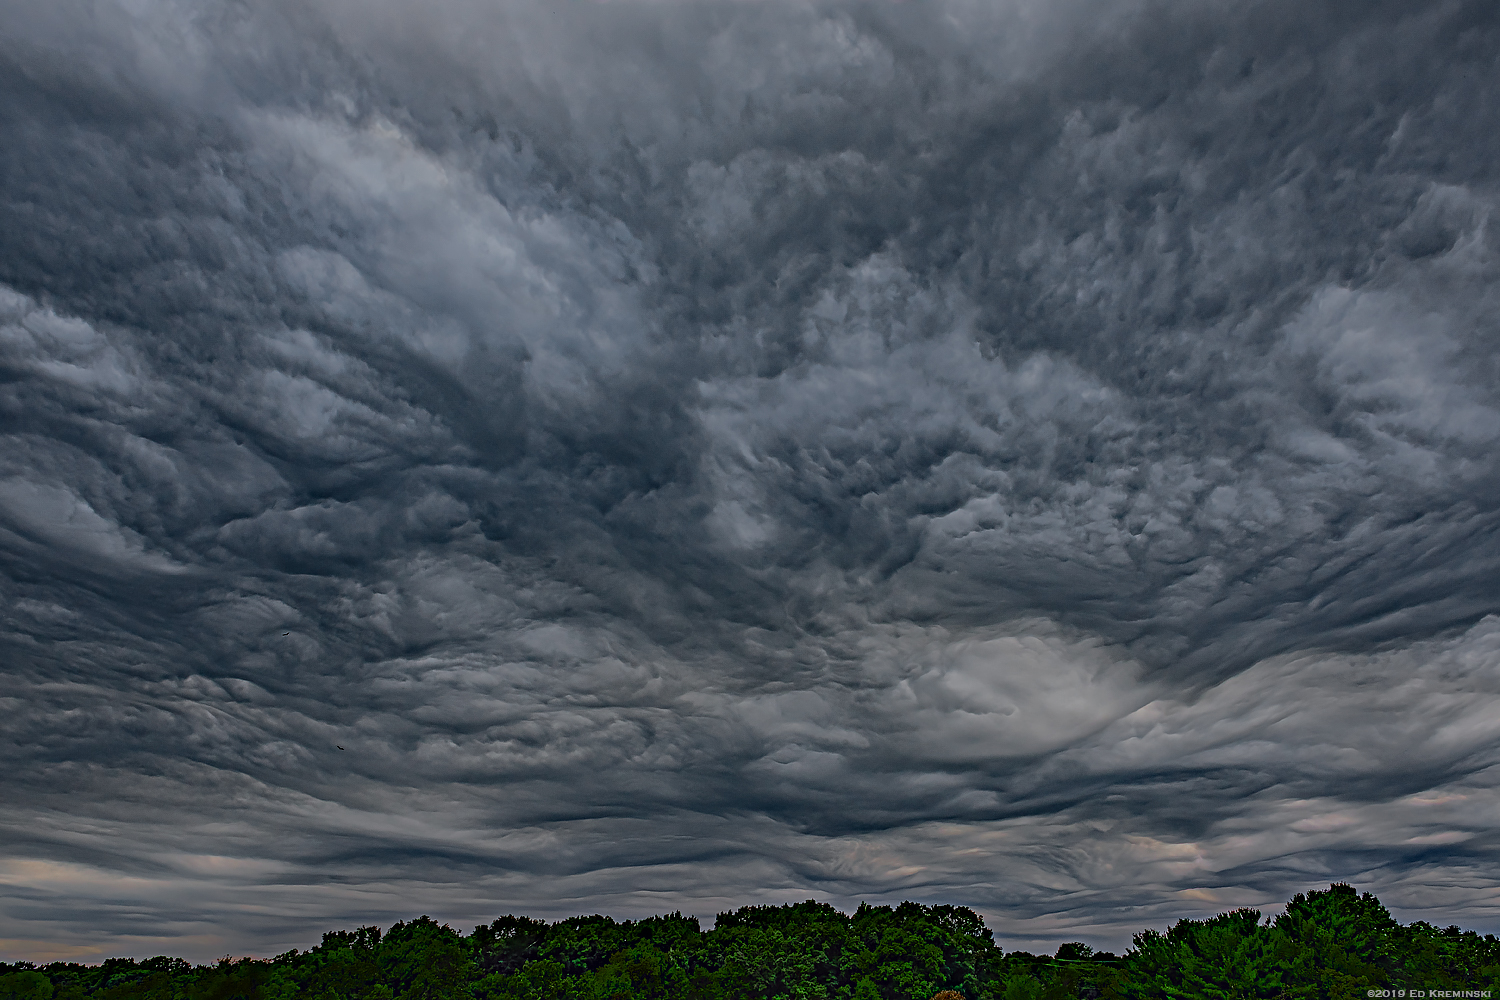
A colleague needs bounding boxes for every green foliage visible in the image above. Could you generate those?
[188,959,293,1000]
[997,974,1043,1000]
[1393,921,1500,991]
[1271,883,1399,996]
[469,958,565,1000]
[538,917,631,977]
[1125,907,1298,999]
[0,971,55,1000]
[13,885,1500,1000]
[377,918,475,1000]
[585,944,689,1000]
[285,925,390,1000]
[468,918,547,978]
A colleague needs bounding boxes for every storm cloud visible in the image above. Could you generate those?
[3,0,1500,962]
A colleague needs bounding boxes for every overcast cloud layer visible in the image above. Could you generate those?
[3,0,1500,963]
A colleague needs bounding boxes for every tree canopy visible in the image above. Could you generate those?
[6,885,1497,1000]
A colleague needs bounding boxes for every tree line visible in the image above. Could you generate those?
[3,884,1497,1000]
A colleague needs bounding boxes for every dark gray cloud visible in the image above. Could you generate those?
[2,0,1499,963]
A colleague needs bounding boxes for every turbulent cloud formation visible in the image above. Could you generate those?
[3,0,1500,962]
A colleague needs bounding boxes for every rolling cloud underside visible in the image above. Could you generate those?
[2,0,1500,962]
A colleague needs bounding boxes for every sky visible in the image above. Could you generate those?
[2,0,1499,965]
